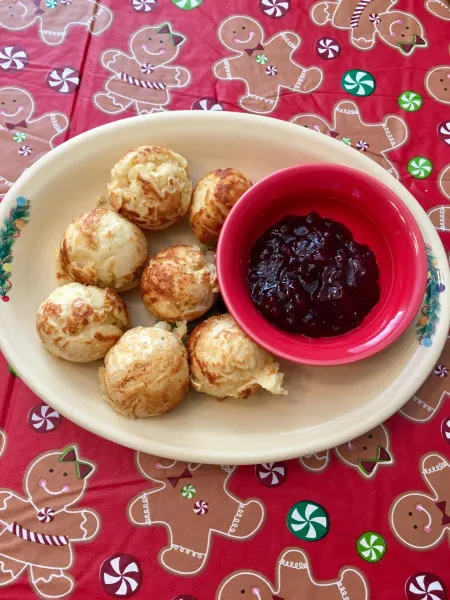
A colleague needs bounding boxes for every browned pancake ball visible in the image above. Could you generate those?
[190,168,252,245]
[141,245,218,322]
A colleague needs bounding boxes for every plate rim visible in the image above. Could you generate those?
[0,111,449,464]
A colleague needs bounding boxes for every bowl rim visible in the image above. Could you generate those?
[217,163,428,366]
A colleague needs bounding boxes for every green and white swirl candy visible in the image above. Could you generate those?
[357,531,386,563]
[341,69,376,97]
[171,0,203,9]
[408,156,433,179]
[398,90,422,112]
[181,484,196,499]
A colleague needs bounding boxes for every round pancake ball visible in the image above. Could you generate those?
[99,326,189,417]
[141,245,218,322]
[188,314,287,399]
[36,283,130,362]
[108,145,193,231]
[190,168,252,245]
[60,208,148,292]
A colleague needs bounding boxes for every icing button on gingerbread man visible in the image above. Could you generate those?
[310,0,427,54]
[0,0,113,46]
[213,15,323,114]
[128,453,265,576]
[216,548,369,600]
[0,86,68,197]
[390,452,450,551]
[0,445,99,598]
[94,23,191,115]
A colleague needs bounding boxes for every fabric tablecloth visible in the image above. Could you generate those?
[1,0,450,598]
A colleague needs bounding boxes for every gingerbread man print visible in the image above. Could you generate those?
[128,453,264,576]
[425,0,450,21]
[94,23,191,115]
[291,100,408,178]
[216,547,369,600]
[300,424,393,478]
[400,336,450,422]
[213,15,323,115]
[310,0,427,54]
[439,165,450,201]
[0,445,99,598]
[425,65,450,104]
[0,0,112,46]
[390,452,450,551]
[0,86,68,197]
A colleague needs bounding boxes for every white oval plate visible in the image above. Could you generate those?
[0,112,449,464]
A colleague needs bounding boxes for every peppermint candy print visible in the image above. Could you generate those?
[357,531,387,563]
[398,90,423,112]
[256,462,287,487]
[192,97,224,111]
[18,146,32,157]
[287,501,329,541]
[171,0,203,9]
[315,37,341,60]
[341,137,352,146]
[408,157,433,179]
[13,132,26,143]
[442,416,450,444]
[47,67,80,94]
[37,508,55,523]
[181,484,196,499]
[193,500,208,515]
[438,120,450,146]
[100,554,142,598]
[369,13,381,23]
[356,140,369,151]
[256,54,269,65]
[405,572,447,600]
[28,403,62,432]
[259,0,291,18]
[46,0,58,7]
[131,0,157,11]
[61,0,73,4]
[0,45,29,73]
[266,65,278,76]
[140,63,154,74]
[434,364,448,377]
[341,69,376,97]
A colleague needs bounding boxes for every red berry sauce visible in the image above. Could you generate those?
[247,212,380,337]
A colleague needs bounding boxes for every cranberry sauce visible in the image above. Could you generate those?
[247,212,380,337]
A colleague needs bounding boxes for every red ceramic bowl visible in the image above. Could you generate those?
[217,164,427,366]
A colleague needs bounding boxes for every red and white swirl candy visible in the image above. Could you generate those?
[193,500,208,515]
[28,403,62,432]
[442,416,450,444]
[438,120,450,146]
[0,45,29,73]
[140,63,154,74]
[18,145,32,157]
[266,65,278,77]
[37,507,55,523]
[369,13,381,24]
[61,0,73,4]
[192,97,224,111]
[132,0,157,12]
[315,37,341,60]
[405,572,447,600]
[356,140,369,152]
[100,554,142,598]
[259,0,291,18]
[256,462,287,487]
[47,67,80,94]
[434,364,448,378]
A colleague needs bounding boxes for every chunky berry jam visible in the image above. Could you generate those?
[247,212,380,337]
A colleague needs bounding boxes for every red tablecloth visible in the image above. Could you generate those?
[1,1,450,599]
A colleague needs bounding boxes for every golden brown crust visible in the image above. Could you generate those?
[190,168,252,245]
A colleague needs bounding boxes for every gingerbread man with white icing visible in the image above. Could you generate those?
[0,445,99,598]
[94,23,190,115]
[390,452,450,551]
[291,100,408,178]
[400,336,450,422]
[0,0,112,46]
[213,15,323,114]
[128,453,264,576]
[425,0,450,21]
[310,0,427,54]
[0,86,68,197]
[217,547,369,600]
[439,165,450,201]
[425,47,450,104]
[300,424,393,478]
